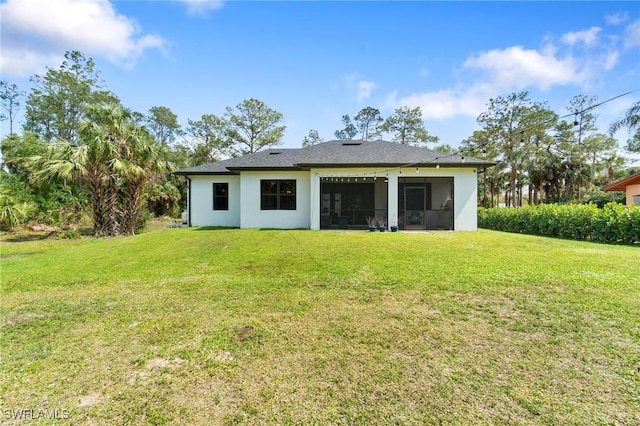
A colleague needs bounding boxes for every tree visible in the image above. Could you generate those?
[334,115,357,140]
[476,92,556,207]
[609,101,640,152]
[567,95,599,145]
[582,133,617,177]
[433,143,457,154]
[0,81,25,134]
[146,106,181,145]
[1,132,46,176]
[380,106,438,145]
[0,177,36,230]
[302,129,323,147]
[1,132,87,226]
[185,114,230,164]
[29,103,162,236]
[461,130,496,207]
[223,98,286,156]
[117,132,173,235]
[353,107,383,141]
[24,51,118,144]
[478,92,528,207]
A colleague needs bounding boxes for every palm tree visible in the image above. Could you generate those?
[0,179,36,230]
[117,131,174,235]
[29,103,158,236]
[609,101,640,152]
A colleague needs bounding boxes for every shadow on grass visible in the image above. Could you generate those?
[192,226,241,231]
[0,252,38,259]
[1,226,93,243]
[192,226,308,232]
[1,233,51,243]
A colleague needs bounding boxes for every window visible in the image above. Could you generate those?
[261,180,296,210]
[634,195,640,206]
[213,183,228,210]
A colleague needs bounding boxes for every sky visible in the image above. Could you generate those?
[1,0,640,159]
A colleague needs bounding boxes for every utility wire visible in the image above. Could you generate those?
[511,89,639,137]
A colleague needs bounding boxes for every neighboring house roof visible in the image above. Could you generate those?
[602,172,640,192]
[175,139,496,175]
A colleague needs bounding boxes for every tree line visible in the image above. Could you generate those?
[1,50,638,234]
[460,92,639,208]
[0,52,289,234]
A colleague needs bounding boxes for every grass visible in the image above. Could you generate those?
[1,227,639,425]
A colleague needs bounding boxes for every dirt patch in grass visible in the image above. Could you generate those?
[78,392,103,407]
[146,357,184,370]
[235,325,255,343]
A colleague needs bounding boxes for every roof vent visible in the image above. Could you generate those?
[269,151,282,155]
[342,142,362,146]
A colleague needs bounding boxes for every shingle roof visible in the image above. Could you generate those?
[175,139,495,175]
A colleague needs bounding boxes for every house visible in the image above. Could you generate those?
[602,172,640,206]
[175,139,495,231]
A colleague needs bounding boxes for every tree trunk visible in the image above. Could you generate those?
[119,180,145,235]
[89,181,105,236]
[510,166,517,208]
[482,172,488,207]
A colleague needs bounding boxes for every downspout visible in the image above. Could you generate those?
[186,177,192,227]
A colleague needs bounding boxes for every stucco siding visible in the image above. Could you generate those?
[189,175,241,227]
[239,171,311,229]
[627,183,640,206]
[450,169,478,231]
[187,167,478,230]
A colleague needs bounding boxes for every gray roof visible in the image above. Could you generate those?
[175,139,495,175]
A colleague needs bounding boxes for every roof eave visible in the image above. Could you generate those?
[602,173,640,191]
[173,170,239,176]
[299,161,495,168]
[226,166,308,172]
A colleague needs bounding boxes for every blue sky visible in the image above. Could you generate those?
[1,0,639,156]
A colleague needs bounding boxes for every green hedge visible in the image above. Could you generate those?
[478,203,640,245]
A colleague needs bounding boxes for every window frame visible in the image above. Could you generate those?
[260,179,297,210]
[212,182,229,211]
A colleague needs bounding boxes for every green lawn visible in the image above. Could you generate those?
[1,228,638,425]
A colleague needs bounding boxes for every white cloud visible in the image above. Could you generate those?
[178,0,224,17]
[341,74,376,103]
[356,80,376,103]
[385,87,488,120]
[463,46,584,91]
[624,20,640,48]
[560,27,602,47]
[603,50,620,70]
[605,12,629,26]
[0,0,167,77]
[385,31,617,121]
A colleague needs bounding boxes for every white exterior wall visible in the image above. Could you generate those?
[449,169,478,231]
[189,175,241,227]
[387,174,399,227]
[239,171,310,229]
[188,167,478,231]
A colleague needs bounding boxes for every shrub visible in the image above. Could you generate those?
[478,203,640,245]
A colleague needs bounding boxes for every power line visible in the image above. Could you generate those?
[511,89,639,137]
